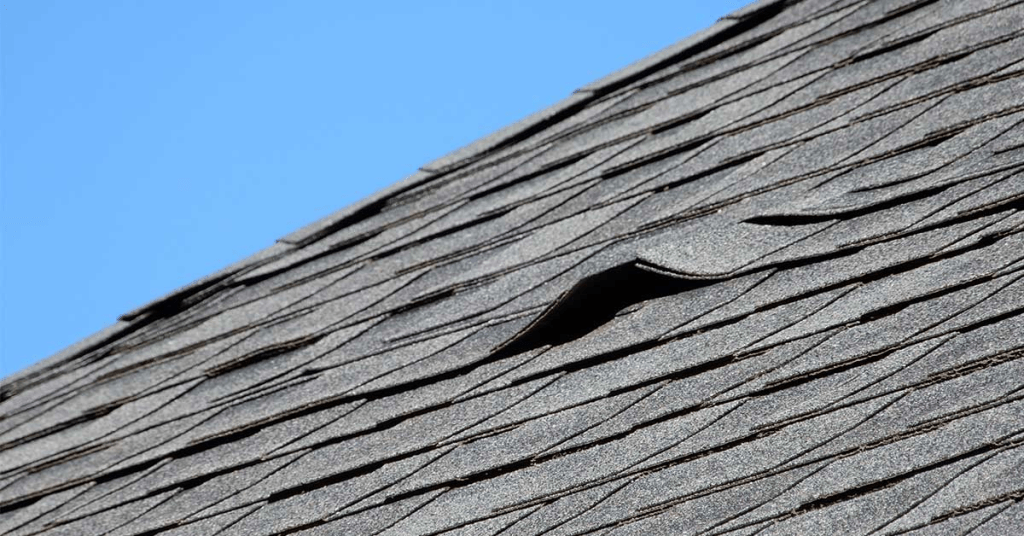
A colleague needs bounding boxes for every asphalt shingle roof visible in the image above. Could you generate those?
[3,0,1024,534]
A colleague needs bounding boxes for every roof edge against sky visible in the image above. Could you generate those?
[2,0,789,386]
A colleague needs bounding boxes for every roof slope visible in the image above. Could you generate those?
[3,0,1024,534]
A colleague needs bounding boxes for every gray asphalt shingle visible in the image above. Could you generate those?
[3,1,1023,534]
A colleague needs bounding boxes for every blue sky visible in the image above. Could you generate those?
[1,1,749,377]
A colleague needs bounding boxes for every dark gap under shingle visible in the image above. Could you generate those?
[92,458,165,487]
[856,267,1021,325]
[204,335,326,377]
[493,263,713,358]
[0,494,44,517]
[0,404,120,452]
[657,151,766,192]
[390,289,456,316]
[884,0,943,20]
[650,109,712,135]
[858,124,969,169]
[744,183,951,225]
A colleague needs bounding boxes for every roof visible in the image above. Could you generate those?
[3,0,1024,534]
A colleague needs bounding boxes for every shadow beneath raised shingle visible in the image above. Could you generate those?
[493,262,712,357]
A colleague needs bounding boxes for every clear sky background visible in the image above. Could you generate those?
[1,1,750,378]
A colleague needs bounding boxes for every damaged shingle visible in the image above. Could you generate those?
[4,1,1024,534]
